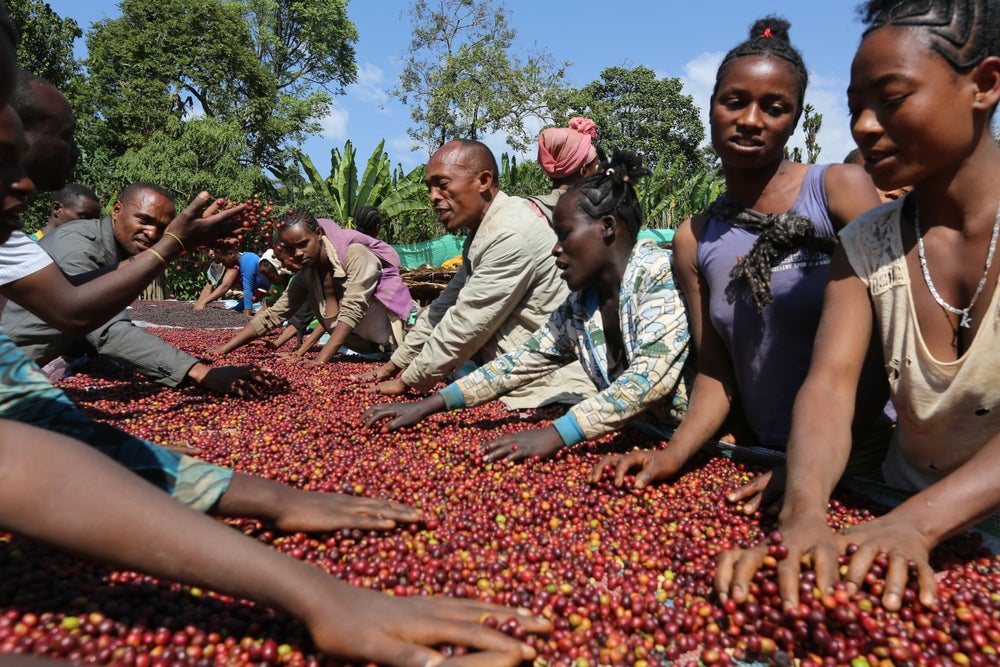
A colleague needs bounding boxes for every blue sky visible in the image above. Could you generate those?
[45,0,870,173]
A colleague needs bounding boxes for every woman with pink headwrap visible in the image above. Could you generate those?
[528,117,603,224]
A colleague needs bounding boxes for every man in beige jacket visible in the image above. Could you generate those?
[365,139,593,409]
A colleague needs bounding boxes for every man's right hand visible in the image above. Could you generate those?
[162,192,246,250]
[186,362,271,397]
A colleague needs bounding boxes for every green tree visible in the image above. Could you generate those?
[7,0,89,233]
[785,104,823,164]
[635,158,725,229]
[560,66,704,177]
[497,153,549,199]
[82,0,358,174]
[7,0,83,92]
[112,116,268,202]
[394,0,568,153]
[240,0,358,166]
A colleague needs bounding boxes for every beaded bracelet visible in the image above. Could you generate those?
[163,231,186,252]
[146,248,169,267]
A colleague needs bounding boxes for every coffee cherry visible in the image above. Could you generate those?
[10,324,992,666]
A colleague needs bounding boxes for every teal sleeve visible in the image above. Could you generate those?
[439,383,467,410]
[552,413,585,446]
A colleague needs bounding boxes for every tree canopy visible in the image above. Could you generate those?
[394,0,568,154]
[78,0,359,195]
[561,66,705,176]
[7,0,82,93]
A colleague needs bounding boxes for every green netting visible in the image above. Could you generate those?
[393,228,674,270]
[638,228,675,245]
[394,235,465,269]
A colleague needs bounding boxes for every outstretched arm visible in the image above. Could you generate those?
[211,280,307,356]
[0,420,550,666]
[2,193,243,336]
[715,248,873,609]
[208,319,265,355]
[194,266,239,310]
[591,217,736,487]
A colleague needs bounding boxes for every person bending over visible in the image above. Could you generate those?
[365,151,692,463]
[358,139,594,409]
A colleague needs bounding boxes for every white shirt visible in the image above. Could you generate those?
[0,230,53,318]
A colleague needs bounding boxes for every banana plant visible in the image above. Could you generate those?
[281,140,431,234]
[638,157,725,229]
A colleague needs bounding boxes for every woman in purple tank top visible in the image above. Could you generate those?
[592,15,888,507]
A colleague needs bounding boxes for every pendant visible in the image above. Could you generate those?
[960,309,972,328]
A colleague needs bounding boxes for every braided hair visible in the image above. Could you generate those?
[714,16,809,123]
[565,150,650,241]
[859,0,1000,72]
[276,209,320,234]
[354,205,382,237]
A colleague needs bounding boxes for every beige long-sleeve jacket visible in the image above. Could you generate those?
[390,191,593,407]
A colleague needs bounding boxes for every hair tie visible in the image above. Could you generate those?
[760,27,773,38]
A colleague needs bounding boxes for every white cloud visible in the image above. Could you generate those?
[797,71,854,163]
[350,63,390,106]
[388,135,415,154]
[387,134,427,170]
[680,50,724,150]
[319,106,350,141]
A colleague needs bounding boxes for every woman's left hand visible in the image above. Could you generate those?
[482,427,564,463]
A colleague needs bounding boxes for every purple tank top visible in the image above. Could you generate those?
[696,164,834,449]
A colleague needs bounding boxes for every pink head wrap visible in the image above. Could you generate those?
[537,117,598,179]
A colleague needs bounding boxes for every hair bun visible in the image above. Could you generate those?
[749,15,792,42]
[606,149,651,185]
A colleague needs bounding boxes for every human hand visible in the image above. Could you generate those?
[188,363,273,398]
[371,378,409,396]
[482,427,563,463]
[250,339,280,351]
[362,396,441,432]
[351,360,400,384]
[839,515,937,611]
[588,447,692,488]
[272,488,424,532]
[304,585,551,667]
[162,193,246,250]
[714,513,842,610]
[725,466,786,516]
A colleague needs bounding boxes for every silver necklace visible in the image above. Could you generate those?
[914,203,1000,329]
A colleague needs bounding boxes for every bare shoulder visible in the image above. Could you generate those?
[823,162,873,191]
[674,214,708,253]
[672,214,708,282]
[823,163,881,229]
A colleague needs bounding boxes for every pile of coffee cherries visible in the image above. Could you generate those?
[219,195,282,250]
[1,325,997,666]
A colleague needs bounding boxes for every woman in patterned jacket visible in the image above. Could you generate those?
[364,150,693,462]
